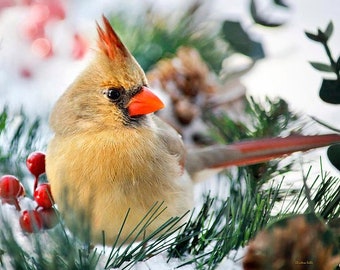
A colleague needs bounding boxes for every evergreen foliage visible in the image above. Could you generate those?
[1,3,339,269]
[0,96,339,269]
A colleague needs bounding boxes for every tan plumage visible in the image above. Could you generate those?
[47,16,191,243]
[46,16,340,244]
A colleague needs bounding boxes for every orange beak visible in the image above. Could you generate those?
[128,86,165,117]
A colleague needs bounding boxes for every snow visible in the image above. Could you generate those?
[0,0,339,269]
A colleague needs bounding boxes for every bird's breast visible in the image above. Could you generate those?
[46,128,193,243]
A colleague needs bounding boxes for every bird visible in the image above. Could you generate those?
[46,16,340,245]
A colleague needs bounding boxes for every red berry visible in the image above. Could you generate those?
[26,151,46,177]
[38,208,59,229]
[20,67,33,79]
[34,183,54,209]
[72,33,88,60]
[31,38,54,58]
[1,197,21,211]
[0,175,22,199]
[19,210,43,233]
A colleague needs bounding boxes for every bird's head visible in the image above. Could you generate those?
[50,16,164,135]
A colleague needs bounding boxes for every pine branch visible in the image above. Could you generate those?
[0,108,44,180]
[104,202,189,269]
[107,1,230,73]
[204,96,303,188]
[0,99,339,269]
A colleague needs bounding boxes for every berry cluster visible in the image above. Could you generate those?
[0,151,58,233]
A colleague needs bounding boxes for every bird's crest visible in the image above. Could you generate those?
[96,15,129,59]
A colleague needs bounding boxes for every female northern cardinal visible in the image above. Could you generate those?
[46,16,340,244]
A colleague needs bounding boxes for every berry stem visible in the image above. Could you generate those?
[33,176,39,191]
[13,199,21,211]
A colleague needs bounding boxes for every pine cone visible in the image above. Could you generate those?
[243,214,340,270]
[147,46,246,145]
[147,47,215,101]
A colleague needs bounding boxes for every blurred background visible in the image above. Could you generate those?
[0,0,339,158]
[0,0,339,120]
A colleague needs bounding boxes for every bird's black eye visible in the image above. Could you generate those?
[105,88,122,102]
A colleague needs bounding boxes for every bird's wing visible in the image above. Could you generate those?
[152,115,186,170]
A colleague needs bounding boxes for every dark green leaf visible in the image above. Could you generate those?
[253,17,285,27]
[324,21,334,40]
[250,0,285,27]
[250,0,257,23]
[249,41,265,60]
[327,144,340,171]
[336,56,340,72]
[305,31,323,42]
[317,29,327,42]
[221,20,265,59]
[309,61,334,73]
[319,79,340,104]
[273,0,289,8]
